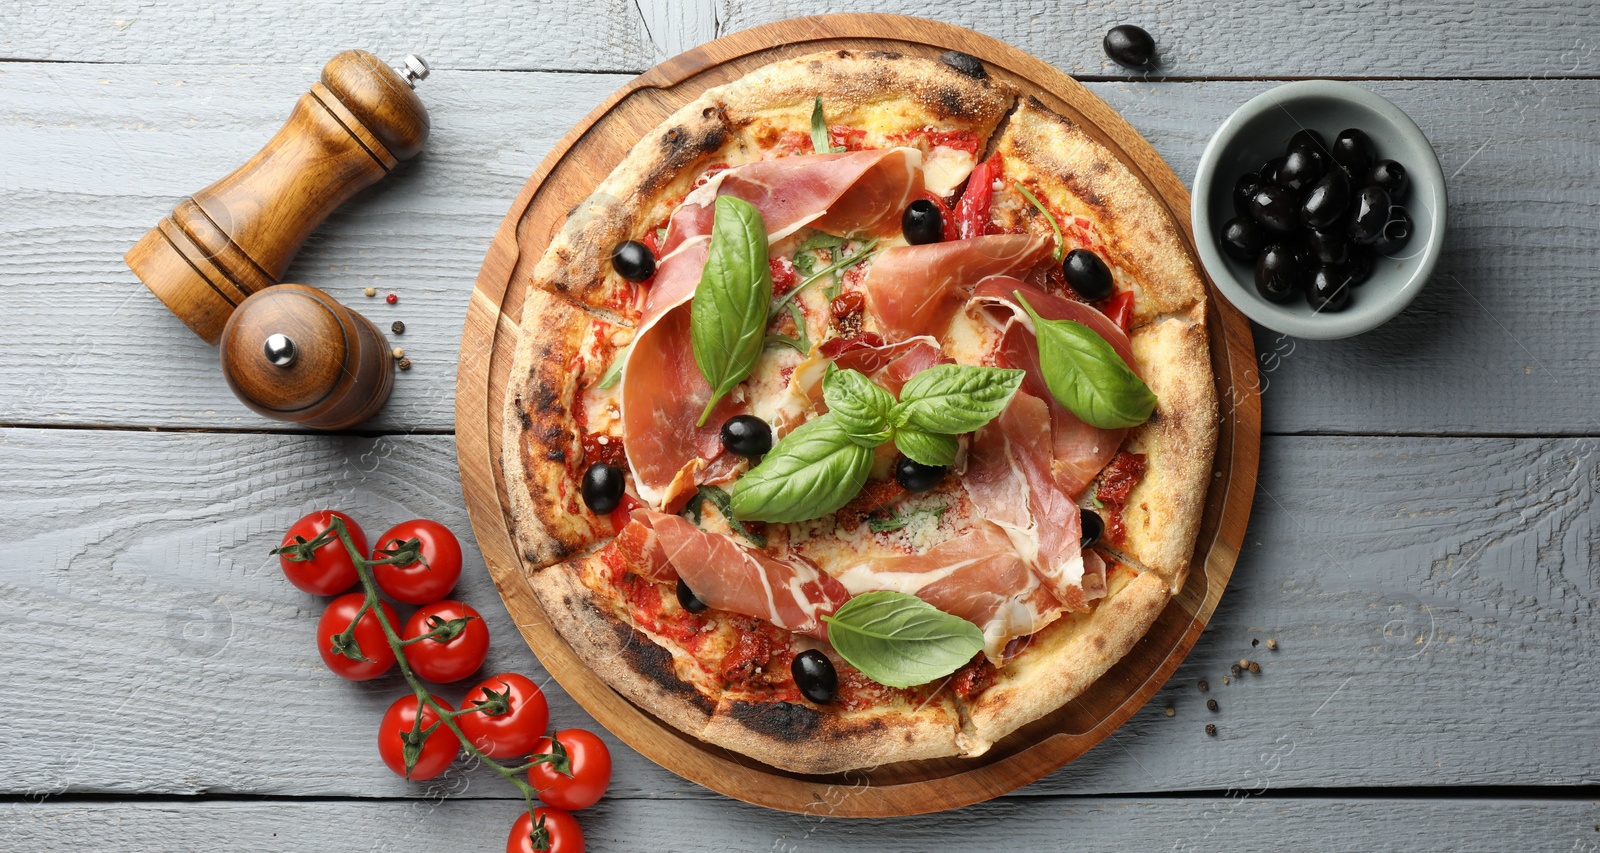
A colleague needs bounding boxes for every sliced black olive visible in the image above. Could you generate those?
[1300,167,1351,230]
[720,414,773,458]
[1367,159,1408,200]
[1080,509,1104,548]
[791,650,838,704]
[676,578,708,614]
[1330,128,1375,176]
[1232,172,1264,217]
[1347,185,1392,245]
[1248,185,1298,234]
[1254,243,1303,303]
[895,457,947,492]
[939,50,987,80]
[1260,156,1287,187]
[1342,246,1375,286]
[1103,24,1157,69]
[1306,265,1353,312]
[1220,216,1266,262]
[611,240,656,282]
[581,462,625,515]
[1372,205,1413,254]
[1287,128,1328,155]
[1305,229,1350,267]
[1277,148,1324,194]
[1062,248,1115,300]
[901,198,944,245]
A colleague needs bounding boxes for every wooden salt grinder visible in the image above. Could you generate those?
[126,50,430,344]
[219,284,394,430]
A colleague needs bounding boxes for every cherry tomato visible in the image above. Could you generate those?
[370,519,463,604]
[506,808,583,853]
[377,693,460,780]
[316,592,398,681]
[529,729,611,811]
[457,673,550,759]
[402,600,489,683]
[277,510,368,595]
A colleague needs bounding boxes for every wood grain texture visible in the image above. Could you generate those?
[3,429,1595,799]
[3,65,1596,434]
[3,797,1599,852]
[3,0,1597,80]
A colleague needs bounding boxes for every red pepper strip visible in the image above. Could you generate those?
[955,156,1000,240]
[1101,290,1135,333]
[610,493,644,531]
[916,191,960,243]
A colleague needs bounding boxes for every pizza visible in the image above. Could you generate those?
[501,49,1217,774]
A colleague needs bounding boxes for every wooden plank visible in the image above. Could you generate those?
[2,428,1596,799]
[3,1,1597,80]
[2,66,1596,433]
[3,797,1597,851]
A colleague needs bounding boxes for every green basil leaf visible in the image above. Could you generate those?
[893,364,1025,436]
[821,591,984,688]
[731,414,873,523]
[892,428,958,467]
[1018,293,1155,429]
[690,196,772,426]
[595,342,630,389]
[867,504,946,534]
[822,364,894,447]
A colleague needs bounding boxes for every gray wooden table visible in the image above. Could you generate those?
[3,2,1598,850]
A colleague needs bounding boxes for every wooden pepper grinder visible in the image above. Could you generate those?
[220,284,394,430]
[126,50,430,344]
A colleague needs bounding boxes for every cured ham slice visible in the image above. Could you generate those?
[860,234,1052,341]
[621,151,924,507]
[618,511,849,639]
[968,277,1136,498]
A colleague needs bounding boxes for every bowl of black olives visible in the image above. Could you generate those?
[1191,81,1446,339]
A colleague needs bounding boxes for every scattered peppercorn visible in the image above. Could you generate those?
[386,293,398,304]
[1165,705,1176,717]
[364,287,376,297]
[398,357,412,371]
[1251,638,1259,647]
[1230,664,1243,677]
[1223,675,1231,685]
[1238,657,1250,669]
[391,320,405,335]
[1197,679,1209,692]
[1206,698,1219,712]
[392,347,405,359]
[1248,660,1262,674]
[1205,724,1217,736]
[1267,638,1279,651]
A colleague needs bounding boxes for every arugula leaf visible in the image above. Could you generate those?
[686,485,766,547]
[821,591,985,688]
[770,239,878,314]
[1014,182,1065,262]
[892,428,959,467]
[892,364,1025,436]
[810,96,845,154]
[730,414,873,523]
[764,301,812,355]
[690,196,772,426]
[1017,293,1155,429]
[868,504,947,533]
[822,364,894,447]
[595,342,630,389]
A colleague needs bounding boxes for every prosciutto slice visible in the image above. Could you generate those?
[968,277,1136,498]
[620,150,925,507]
[860,234,1053,341]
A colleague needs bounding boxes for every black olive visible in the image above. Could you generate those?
[1220,216,1266,262]
[1254,243,1303,303]
[611,240,656,282]
[1276,148,1324,194]
[1080,509,1104,548]
[1260,156,1287,187]
[1305,229,1350,267]
[901,199,944,245]
[1367,159,1408,200]
[1103,25,1157,69]
[720,414,773,458]
[1232,172,1264,217]
[791,650,838,704]
[581,462,625,515]
[676,578,708,614]
[895,457,947,492]
[1372,205,1413,254]
[1299,167,1351,230]
[1306,265,1353,312]
[1346,185,1391,245]
[1287,128,1328,155]
[1330,128,1375,176]
[939,50,987,80]
[1342,246,1375,286]
[1062,249,1115,300]
[1247,185,1298,234]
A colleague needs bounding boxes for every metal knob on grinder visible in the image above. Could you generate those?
[220,284,394,430]
[126,50,430,344]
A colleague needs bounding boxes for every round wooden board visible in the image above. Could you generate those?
[456,14,1260,817]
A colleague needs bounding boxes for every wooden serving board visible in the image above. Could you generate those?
[456,14,1260,817]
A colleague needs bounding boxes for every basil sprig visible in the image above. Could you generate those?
[731,363,1023,521]
[821,591,985,688]
[690,196,772,426]
[1018,292,1155,429]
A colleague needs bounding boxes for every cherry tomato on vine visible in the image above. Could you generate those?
[402,600,489,683]
[277,510,368,595]
[370,518,463,604]
[376,693,460,780]
[506,808,583,853]
[316,592,398,681]
[456,673,550,759]
[528,729,611,811]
